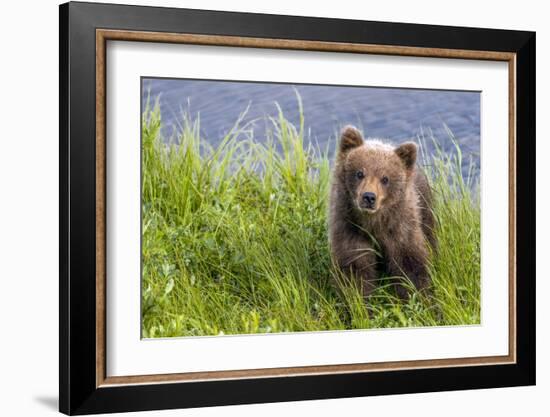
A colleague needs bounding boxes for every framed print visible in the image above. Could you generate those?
[59,1,536,414]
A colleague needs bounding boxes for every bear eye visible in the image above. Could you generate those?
[381,176,389,185]
[355,170,365,180]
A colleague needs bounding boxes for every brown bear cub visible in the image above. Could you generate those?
[329,126,436,300]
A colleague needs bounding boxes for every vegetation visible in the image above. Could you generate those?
[141,97,480,338]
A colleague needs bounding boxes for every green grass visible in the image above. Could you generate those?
[141,97,480,338]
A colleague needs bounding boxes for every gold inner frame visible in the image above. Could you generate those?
[95,29,517,388]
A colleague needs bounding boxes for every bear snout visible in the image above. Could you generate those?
[362,192,377,208]
[357,191,379,212]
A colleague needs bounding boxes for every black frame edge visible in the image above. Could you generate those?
[515,32,536,386]
[59,2,70,415]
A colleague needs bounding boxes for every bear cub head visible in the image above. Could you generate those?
[338,125,417,214]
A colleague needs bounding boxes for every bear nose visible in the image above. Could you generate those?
[362,192,376,207]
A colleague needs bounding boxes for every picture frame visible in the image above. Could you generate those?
[59,1,535,414]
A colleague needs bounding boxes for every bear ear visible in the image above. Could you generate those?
[395,142,418,170]
[339,125,364,154]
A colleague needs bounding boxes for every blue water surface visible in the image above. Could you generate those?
[142,78,480,177]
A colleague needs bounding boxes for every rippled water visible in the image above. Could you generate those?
[142,78,480,177]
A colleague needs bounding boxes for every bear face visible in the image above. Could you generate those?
[338,126,417,214]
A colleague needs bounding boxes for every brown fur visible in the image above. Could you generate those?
[329,126,436,299]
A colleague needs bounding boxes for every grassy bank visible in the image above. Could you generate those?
[141,98,480,338]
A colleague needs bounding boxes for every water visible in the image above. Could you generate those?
[142,78,480,177]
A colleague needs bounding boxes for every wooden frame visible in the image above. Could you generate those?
[61,1,535,414]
